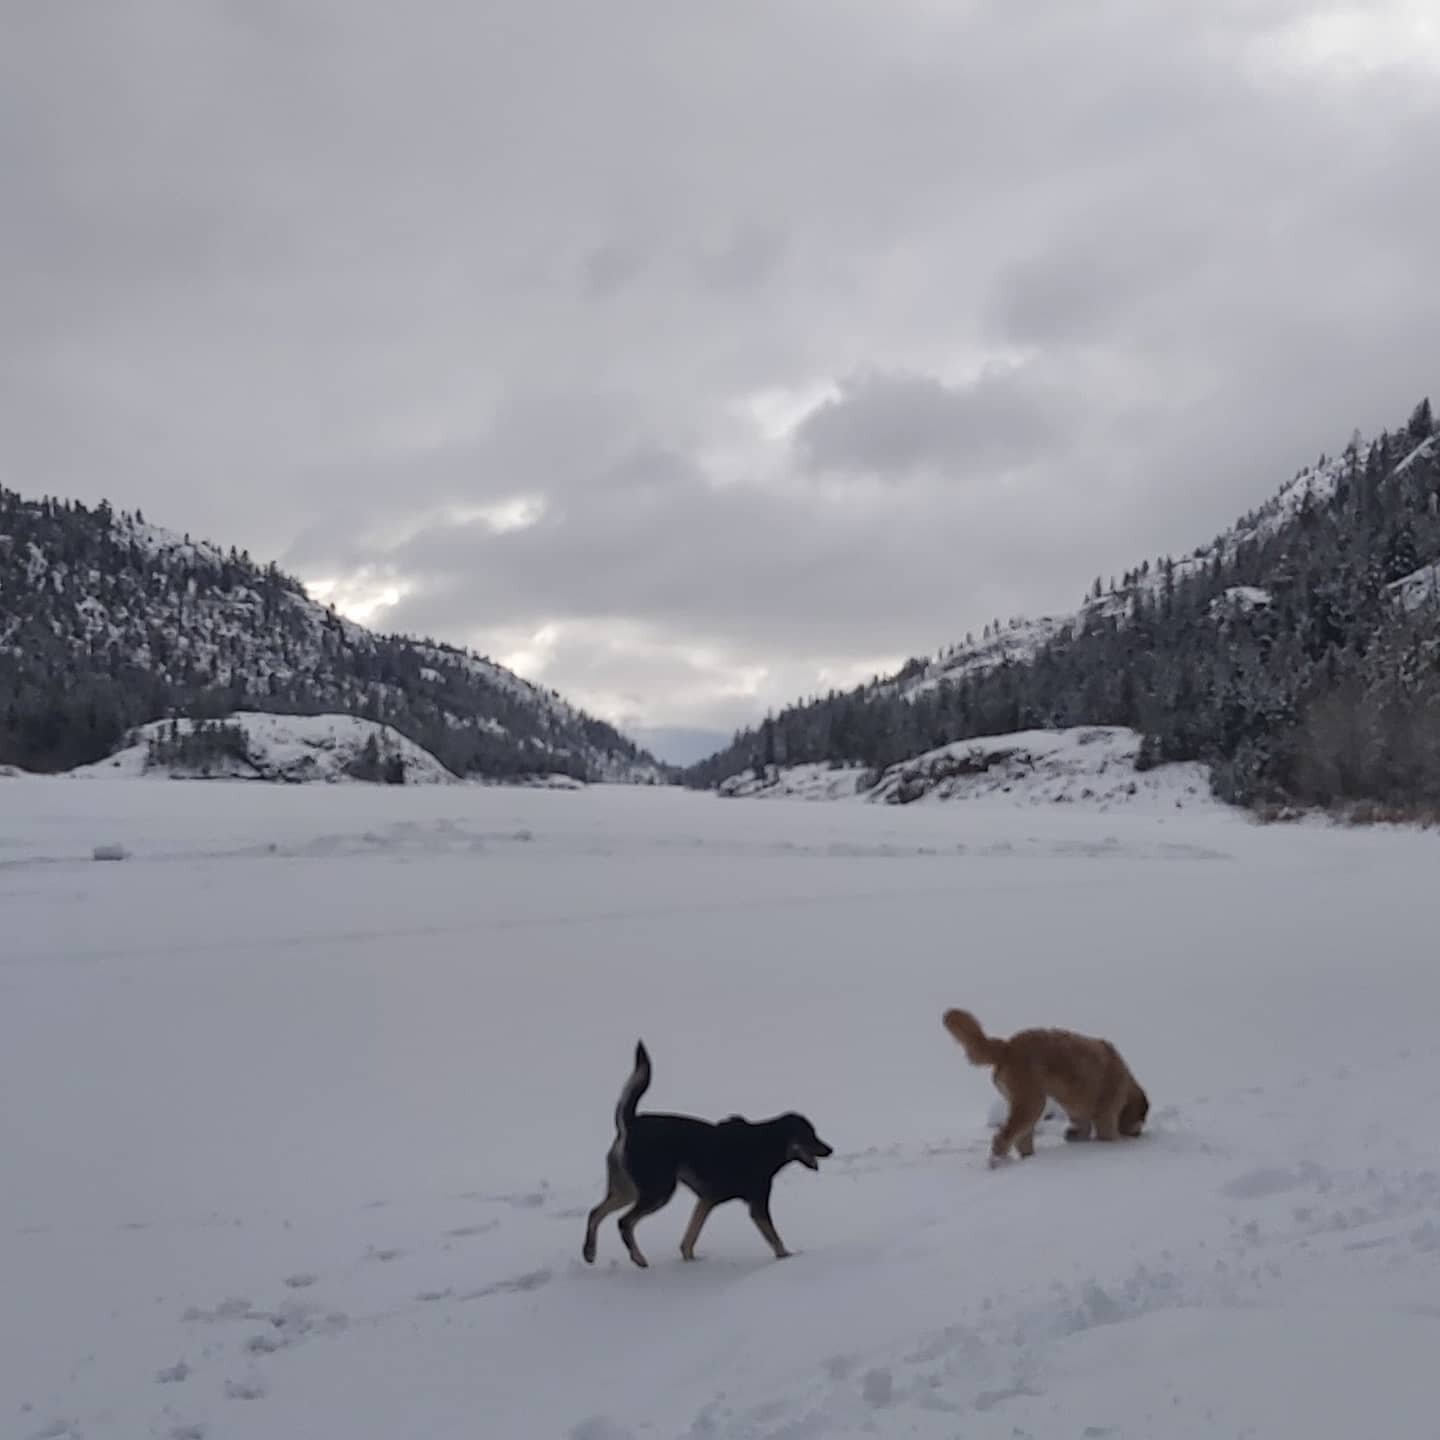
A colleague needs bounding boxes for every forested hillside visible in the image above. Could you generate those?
[0,493,660,781]
[686,400,1440,811]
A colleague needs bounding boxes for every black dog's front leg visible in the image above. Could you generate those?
[747,1191,791,1259]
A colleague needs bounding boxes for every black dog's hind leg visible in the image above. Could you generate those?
[617,1178,677,1269]
[679,1197,716,1261]
[582,1149,636,1264]
[747,1193,791,1260]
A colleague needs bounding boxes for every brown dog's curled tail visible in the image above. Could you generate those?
[942,1008,1007,1067]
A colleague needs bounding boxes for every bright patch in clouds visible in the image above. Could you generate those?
[816,655,907,692]
[306,495,546,626]
[1251,3,1440,78]
[744,381,841,443]
[495,622,562,680]
[447,495,547,535]
[466,616,772,730]
[354,495,548,555]
[306,573,410,626]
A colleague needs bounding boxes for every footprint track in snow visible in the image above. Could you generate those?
[224,1376,267,1401]
[457,1267,553,1301]
[27,1422,80,1440]
[458,1186,549,1210]
[181,1296,254,1323]
[416,1267,551,1306]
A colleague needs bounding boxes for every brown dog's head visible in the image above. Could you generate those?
[1119,1084,1149,1138]
[778,1113,833,1170]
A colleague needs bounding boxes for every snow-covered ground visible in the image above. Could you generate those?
[4,781,1439,1439]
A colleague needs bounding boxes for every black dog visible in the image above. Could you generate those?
[582,1041,832,1268]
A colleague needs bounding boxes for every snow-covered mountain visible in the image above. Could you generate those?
[687,399,1440,812]
[0,490,664,782]
[888,437,1438,705]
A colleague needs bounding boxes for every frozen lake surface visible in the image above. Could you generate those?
[3,778,1438,1438]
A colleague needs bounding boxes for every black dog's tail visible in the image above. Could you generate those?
[614,1040,652,1143]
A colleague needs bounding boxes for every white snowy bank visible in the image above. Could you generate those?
[70,711,458,785]
[719,726,1217,812]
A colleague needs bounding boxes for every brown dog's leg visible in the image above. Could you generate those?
[1014,1099,1045,1158]
[1093,1046,1135,1141]
[1119,1084,1148,1137]
[992,1073,1045,1164]
[1063,1113,1093,1142]
[748,1198,791,1259]
[679,1197,715,1261]
[582,1151,636,1263]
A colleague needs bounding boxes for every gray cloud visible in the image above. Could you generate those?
[794,367,1066,478]
[3,0,1437,733]
[694,224,788,294]
[581,243,650,301]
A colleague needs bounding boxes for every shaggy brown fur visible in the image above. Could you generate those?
[942,1008,1149,1165]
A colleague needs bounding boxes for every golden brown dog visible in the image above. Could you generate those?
[942,1008,1148,1166]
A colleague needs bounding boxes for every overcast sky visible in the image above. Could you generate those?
[5,2,1438,757]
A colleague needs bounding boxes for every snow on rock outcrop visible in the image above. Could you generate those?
[866,728,1215,809]
[1394,434,1436,476]
[1389,560,1440,613]
[886,616,1066,699]
[71,712,458,785]
[720,726,1217,811]
[481,771,587,790]
[718,762,869,802]
[1211,585,1272,618]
